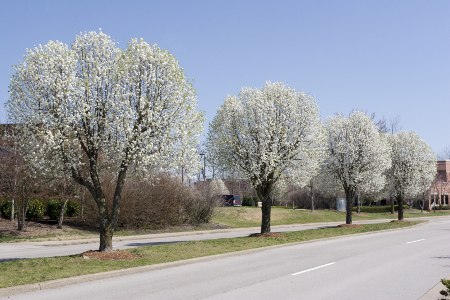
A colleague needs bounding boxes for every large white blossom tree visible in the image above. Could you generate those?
[386,131,436,220]
[7,32,203,251]
[207,82,325,233]
[325,111,391,224]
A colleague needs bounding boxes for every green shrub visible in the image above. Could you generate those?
[242,197,256,207]
[434,205,450,211]
[440,278,450,299]
[0,201,15,219]
[352,205,409,213]
[47,199,64,220]
[26,199,45,220]
[66,201,79,217]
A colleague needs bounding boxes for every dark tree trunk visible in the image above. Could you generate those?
[255,178,274,234]
[261,199,272,233]
[10,198,15,221]
[17,202,26,231]
[345,187,355,224]
[17,190,28,231]
[70,144,130,252]
[356,193,361,214]
[397,194,404,221]
[99,223,113,252]
[95,199,113,252]
[92,167,127,252]
[57,199,69,229]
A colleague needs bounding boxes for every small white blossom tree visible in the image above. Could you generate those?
[325,111,391,224]
[208,178,230,197]
[386,131,436,220]
[207,82,325,233]
[7,32,203,251]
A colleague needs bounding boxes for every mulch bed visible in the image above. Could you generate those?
[81,250,139,260]
[248,232,282,238]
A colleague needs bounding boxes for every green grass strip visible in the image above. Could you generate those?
[0,221,421,289]
[211,207,450,228]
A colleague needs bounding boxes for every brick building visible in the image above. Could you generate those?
[429,160,450,208]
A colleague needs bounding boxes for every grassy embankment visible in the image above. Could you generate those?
[211,206,450,228]
[0,220,421,288]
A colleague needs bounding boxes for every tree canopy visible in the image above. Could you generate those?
[207,82,324,233]
[7,31,203,251]
[386,131,436,220]
[325,111,391,224]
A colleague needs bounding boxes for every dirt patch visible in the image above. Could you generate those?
[337,224,362,228]
[0,218,58,238]
[0,218,97,241]
[248,232,282,238]
[81,250,138,260]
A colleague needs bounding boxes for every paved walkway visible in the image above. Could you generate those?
[1,216,448,260]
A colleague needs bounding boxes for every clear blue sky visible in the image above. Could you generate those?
[1,0,449,153]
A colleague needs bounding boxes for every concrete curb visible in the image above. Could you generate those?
[0,220,425,298]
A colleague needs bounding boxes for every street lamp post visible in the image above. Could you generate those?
[200,153,206,182]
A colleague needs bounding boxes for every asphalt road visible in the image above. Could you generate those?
[3,217,450,300]
[0,218,397,261]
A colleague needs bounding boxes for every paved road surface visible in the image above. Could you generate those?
[2,217,450,299]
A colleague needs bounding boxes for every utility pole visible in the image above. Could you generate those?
[200,153,206,182]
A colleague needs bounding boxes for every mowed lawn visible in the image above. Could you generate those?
[211,206,450,228]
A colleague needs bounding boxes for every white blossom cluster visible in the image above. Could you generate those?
[7,31,203,181]
[386,131,436,199]
[325,111,391,195]
[207,82,325,192]
[208,178,230,196]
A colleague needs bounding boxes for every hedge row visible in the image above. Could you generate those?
[352,205,410,213]
[0,199,79,220]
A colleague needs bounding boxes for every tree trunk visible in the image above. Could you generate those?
[17,193,28,231]
[17,203,26,231]
[99,224,113,252]
[356,193,361,214]
[261,199,272,233]
[397,194,404,221]
[345,188,355,224]
[57,199,69,229]
[18,216,25,231]
[10,198,15,221]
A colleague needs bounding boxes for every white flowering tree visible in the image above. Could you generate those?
[325,111,391,224]
[207,82,324,233]
[386,131,436,220]
[7,32,203,251]
[208,178,230,197]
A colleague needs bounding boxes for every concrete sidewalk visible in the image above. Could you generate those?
[420,278,449,299]
[5,216,449,248]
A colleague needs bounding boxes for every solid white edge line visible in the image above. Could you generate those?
[406,239,425,244]
[291,262,336,276]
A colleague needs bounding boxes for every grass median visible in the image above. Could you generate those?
[0,220,421,289]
